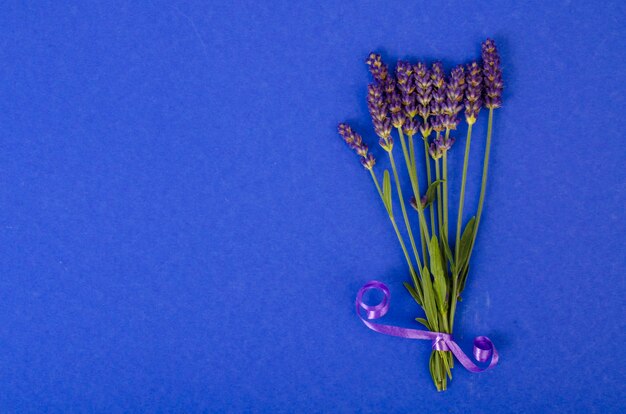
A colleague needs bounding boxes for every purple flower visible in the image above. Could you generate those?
[395,61,413,94]
[396,61,417,119]
[365,53,389,84]
[430,62,446,133]
[464,61,483,124]
[481,39,503,109]
[434,134,455,152]
[388,89,405,128]
[429,133,455,160]
[367,84,387,122]
[360,153,376,170]
[338,123,376,170]
[403,117,419,136]
[410,195,428,210]
[389,89,403,114]
[391,111,405,129]
[442,65,465,130]
[382,77,396,106]
[428,142,442,160]
[413,62,432,121]
[367,84,393,151]
[419,121,432,138]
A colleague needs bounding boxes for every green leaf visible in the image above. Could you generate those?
[403,282,422,306]
[429,352,436,383]
[458,263,470,295]
[415,317,431,330]
[458,217,476,273]
[441,231,455,268]
[429,235,448,311]
[423,179,444,208]
[382,170,392,214]
[420,266,439,332]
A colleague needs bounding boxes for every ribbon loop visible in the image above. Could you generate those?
[356,280,390,320]
[355,281,498,374]
[473,336,494,362]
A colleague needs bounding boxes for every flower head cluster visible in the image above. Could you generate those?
[365,53,389,84]
[413,62,432,136]
[409,195,428,211]
[403,117,419,136]
[428,134,455,160]
[341,41,502,172]
[430,62,446,133]
[338,123,376,170]
[367,84,393,151]
[388,88,405,129]
[366,53,395,105]
[442,65,465,130]
[481,39,503,109]
[396,61,418,120]
[464,62,483,124]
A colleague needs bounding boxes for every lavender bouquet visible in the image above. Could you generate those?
[341,39,503,391]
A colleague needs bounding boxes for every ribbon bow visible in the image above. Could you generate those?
[356,280,499,373]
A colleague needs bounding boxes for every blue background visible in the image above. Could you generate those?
[1,0,624,412]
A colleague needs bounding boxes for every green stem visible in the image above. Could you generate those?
[369,169,421,291]
[450,123,473,330]
[443,130,450,242]
[454,124,473,265]
[423,135,436,237]
[471,109,494,259]
[388,151,423,271]
[435,159,443,240]
[461,108,495,280]
[400,129,429,263]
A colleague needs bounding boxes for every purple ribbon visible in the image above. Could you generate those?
[356,280,499,373]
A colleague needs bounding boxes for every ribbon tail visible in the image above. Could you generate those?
[445,338,499,373]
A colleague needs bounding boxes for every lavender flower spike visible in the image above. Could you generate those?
[442,65,465,130]
[338,123,376,170]
[430,62,446,133]
[389,88,405,129]
[434,134,455,152]
[428,142,443,160]
[365,53,389,84]
[481,39,503,109]
[367,83,393,151]
[464,62,483,125]
[402,117,419,137]
[396,61,417,119]
[429,133,455,160]
[414,62,432,135]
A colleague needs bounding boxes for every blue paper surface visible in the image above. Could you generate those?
[0,0,624,412]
